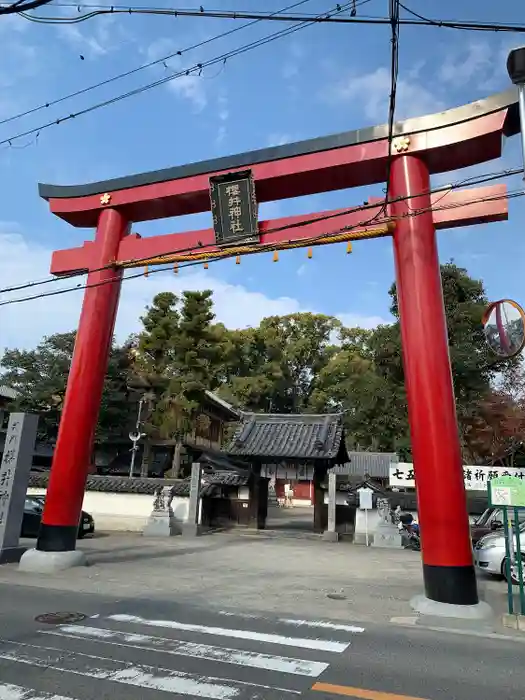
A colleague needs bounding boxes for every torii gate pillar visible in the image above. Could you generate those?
[390,155,478,608]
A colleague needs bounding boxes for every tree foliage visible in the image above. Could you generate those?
[1,331,133,444]
[2,261,523,468]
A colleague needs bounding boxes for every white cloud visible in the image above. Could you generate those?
[142,38,207,112]
[169,73,207,112]
[282,40,305,80]
[57,24,107,58]
[216,92,229,145]
[438,41,493,88]
[330,66,445,122]
[267,133,291,147]
[0,232,385,352]
[296,263,307,277]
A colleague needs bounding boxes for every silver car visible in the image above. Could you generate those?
[474,521,525,584]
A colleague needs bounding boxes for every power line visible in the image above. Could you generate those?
[0,164,520,296]
[0,0,319,128]
[0,0,52,15]
[13,3,525,32]
[0,167,522,303]
[0,0,356,146]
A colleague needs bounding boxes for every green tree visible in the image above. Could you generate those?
[308,262,498,458]
[0,331,134,446]
[222,313,341,413]
[133,290,228,477]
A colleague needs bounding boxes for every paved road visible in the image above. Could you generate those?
[0,583,524,700]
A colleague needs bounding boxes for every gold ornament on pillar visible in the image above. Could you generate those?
[392,136,411,153]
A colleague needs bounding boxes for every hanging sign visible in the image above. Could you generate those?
[390,462,525,491]
[209,170,259,246]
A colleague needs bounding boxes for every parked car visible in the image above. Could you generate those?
[22,496,95,539]
[470,507,525,545]
[474,521,525,584]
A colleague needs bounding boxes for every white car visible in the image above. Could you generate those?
[474,521,525,584]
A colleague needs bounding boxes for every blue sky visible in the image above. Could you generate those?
[0,0,524,350]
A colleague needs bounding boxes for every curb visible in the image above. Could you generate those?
[502,613,525,632]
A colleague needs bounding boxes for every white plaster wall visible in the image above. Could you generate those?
[27,487,190,532]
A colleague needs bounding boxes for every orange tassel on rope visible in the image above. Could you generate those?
[273,251,279,262]
[307,247,313,259]
[173,263,179,274]
[144,265,149,277]
[346,242,352,254]
[235,255,241,265]
[204,262,209,269]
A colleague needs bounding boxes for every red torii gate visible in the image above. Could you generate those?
[21,89,519,611]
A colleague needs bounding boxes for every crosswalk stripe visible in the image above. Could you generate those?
[106,614,350,652]
[42,625,329,677]
[278,619,365,633]
[217,611,365,635]
[0,642,301,698]
[0,683,73,700]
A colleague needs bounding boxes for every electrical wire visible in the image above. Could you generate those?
[13,2,525,32]
[0,0,356,146]
[0,164,520,296]
[0,0,320,128]
[21,0,374,23]
[0,0,52,14]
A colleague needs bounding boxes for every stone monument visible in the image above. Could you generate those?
[0,412,39,563]
[182,462,202,538]
[143,485,178,537]
[323,471,339,541]
[372,497,403,549]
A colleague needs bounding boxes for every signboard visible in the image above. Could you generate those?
[209,170,259,246]
[389,462,525,491]
[488,476,525,508]
[357,486,373,510]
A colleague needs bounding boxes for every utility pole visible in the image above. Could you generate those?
[507,46,525,180]
[128,397,146,478]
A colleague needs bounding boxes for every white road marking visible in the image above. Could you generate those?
[278,619,365,634]
[107,614,350,652]
[0,642,300,698]
[0,684,73,700]
[43,625,328,677]
[217,610,365,634]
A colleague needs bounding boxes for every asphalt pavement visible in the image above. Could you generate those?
[0,583,524,700]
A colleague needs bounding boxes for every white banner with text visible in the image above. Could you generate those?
[389,462,525,491]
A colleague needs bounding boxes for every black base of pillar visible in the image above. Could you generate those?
[36,524,78,552]
[423,563,478,605]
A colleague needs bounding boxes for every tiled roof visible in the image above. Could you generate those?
[227,412,347,461]
[330,452,398,478]
[204,390,240,420]
[28,470,249,497]
[0,385,17,399]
